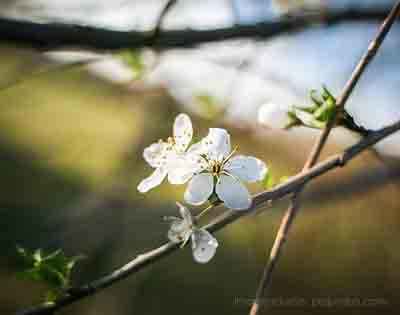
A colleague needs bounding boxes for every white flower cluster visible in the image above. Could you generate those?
[138,113,268,263]
[138,113,268,210]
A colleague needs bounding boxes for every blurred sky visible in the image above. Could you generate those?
[1,0,399,156]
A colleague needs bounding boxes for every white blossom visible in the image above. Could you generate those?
[137,113,193,193]
[257,102,292,129]
[167,203,218,264]
[183,128,268,210]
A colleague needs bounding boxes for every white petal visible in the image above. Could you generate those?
[187,140,204,155]
[168,165,195,185]
[225,155,268,182]
[176,202,193,226]
[143,142,167,168]
[166,154,203,185]
[137,168,167,193]
[191,229,218,263]
[216,175,251,210]
[190,128,231,159]
[205,128,231,159]
[184,173,214,206]
[173,113,193,152]
[258,103,291,129]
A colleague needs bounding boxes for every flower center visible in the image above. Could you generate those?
[158,137,178,154]
[167,137,175,146]
[210,160,223,176]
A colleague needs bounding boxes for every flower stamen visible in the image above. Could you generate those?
[223,145,238,165]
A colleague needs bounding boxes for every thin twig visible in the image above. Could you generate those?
[153,0,178,39]
[16,119,400,315]
[249,3,400,315]
[0,8,391,50]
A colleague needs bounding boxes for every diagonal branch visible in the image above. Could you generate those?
[16,119,400,315]
[0,7,392,50]
[249,2,400,315]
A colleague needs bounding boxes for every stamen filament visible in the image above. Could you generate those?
[223,145,238,165]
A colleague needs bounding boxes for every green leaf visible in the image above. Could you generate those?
[294,108,326,129]
[322,85,335,101]
[313,101,336,122]
[16,247,84,292]
[290,86,337,129]
[309,89,322,108]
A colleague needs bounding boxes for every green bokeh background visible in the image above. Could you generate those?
[1,44,400,315]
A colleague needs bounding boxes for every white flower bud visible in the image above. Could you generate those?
[257,103,291,129]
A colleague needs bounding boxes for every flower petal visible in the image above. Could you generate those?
[176,202,193,226]
[205,128,231,159]
[167,154,204,185]
[225,155,268,182]
[173,113,193,152]
[143,142,167,168]
[168,165,194,185]
[191,229,218,263]
[189,128,231,160]
[137,168,167,193]
[184,173,214,206]
[216,174,251,210]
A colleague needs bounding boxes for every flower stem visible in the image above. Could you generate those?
[196,201,222,220]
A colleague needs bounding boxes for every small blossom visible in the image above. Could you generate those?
[258,103,292,129]
[184,128,268,210]
[137,113,193,193]
[167,202,218,264]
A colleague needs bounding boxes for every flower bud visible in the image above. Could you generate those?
[257,103,291,129]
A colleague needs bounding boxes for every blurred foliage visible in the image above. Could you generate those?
[119,50,145,80]
[194,93,225,120]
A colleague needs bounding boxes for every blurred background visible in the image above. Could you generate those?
[1,0,400,314]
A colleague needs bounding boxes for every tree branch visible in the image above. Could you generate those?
[249,2,400,315]
[153,0,178,38]
[16,119,400,315]
[0,7,392,50]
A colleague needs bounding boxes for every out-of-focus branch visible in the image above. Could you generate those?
[249,3,400,315]
[153,0,178,38]
[16,118,400,315]
[0,8,393,50]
